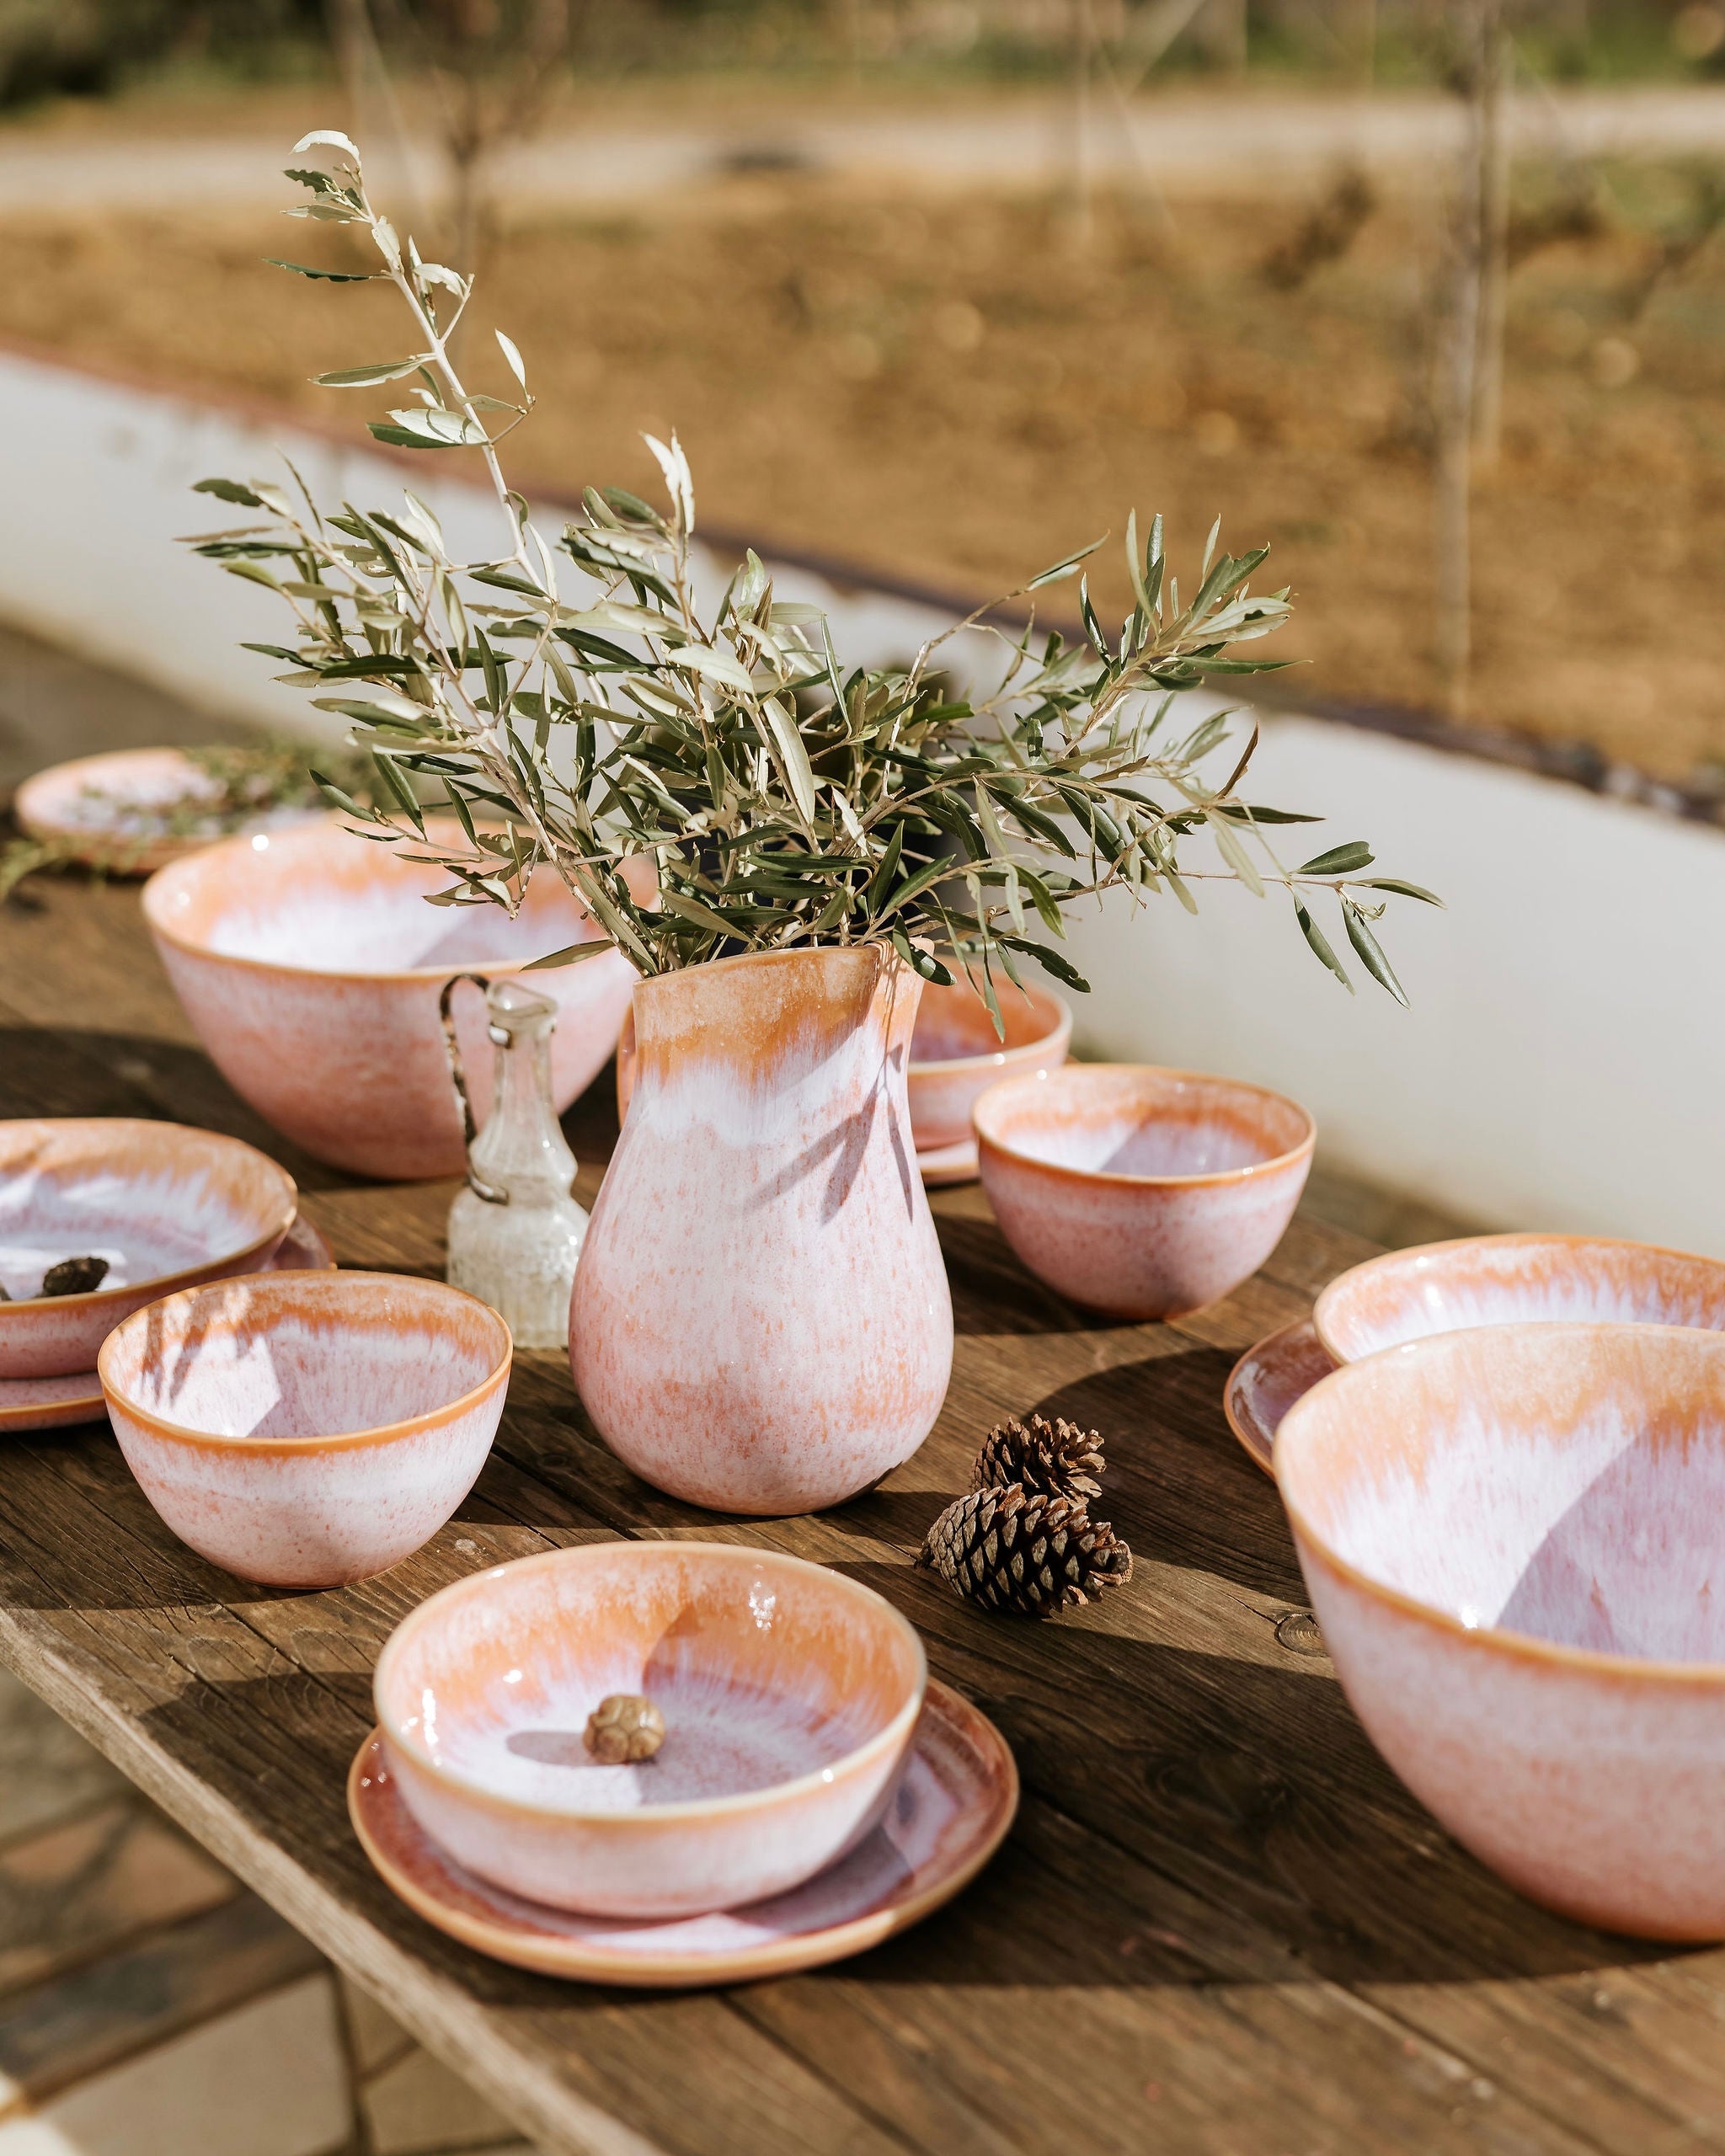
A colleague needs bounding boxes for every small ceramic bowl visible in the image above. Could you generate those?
[974,1064,1314,1319]
[1314,1231,1725,1364]
[99,1271,510,1588]
[14,748,322,875]
[143,819,652,1181]
[1278,1321,1725,1940]
[0,1119,297,1378]
[373,1541,927,1919]
[906,979,1071,1155]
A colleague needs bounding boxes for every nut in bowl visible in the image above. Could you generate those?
[99,1271,510,1588]
[1313,1231,1725,1363]
[0,1119,297,1378]
[1277,1321,1725,1940]
[373,1541,927,1919]
[974,1065,1313,1319]
[142,819,652,1181]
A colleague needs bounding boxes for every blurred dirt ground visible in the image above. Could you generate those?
[0,100,1719,780]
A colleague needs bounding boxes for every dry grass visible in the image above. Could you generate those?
[0,165,1720,776]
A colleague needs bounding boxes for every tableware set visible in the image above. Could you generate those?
[349,1673,1017,1986]
[348,1541,1015,1982]
[22,792,1725,1965]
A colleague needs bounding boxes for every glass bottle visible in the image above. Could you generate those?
[441,974,588,1348]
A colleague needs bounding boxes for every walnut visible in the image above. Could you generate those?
[584,1694,666,1764]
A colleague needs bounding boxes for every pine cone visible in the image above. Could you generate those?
[918,1485,1132,1618]
[972,1413,1104,1502]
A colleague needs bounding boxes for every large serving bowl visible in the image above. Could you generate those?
[99,1271,510,1588]
[1278,1321,1725,1940]
[0,1119,296,1378]
[974,1064,1313,1319]
[906,979,1071,1156]
[1315,1231,1725,1364]
[143,819,646,1180]
[374,1542,927,1919]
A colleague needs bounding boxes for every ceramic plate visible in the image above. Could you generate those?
[349,1678,1018,1987]
[0,1214,335,1436]
[1223,1316,1338,1476]
[13,748,320,875]
[917,1137,979,1187]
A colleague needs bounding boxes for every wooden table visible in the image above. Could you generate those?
[0,876,1712,2156]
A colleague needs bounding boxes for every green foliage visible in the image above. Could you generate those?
[184,128,1439,1006]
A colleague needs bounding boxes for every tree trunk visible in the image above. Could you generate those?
[1471,1,1510,464]
[322,0,427,231]
[1434,0,1489,718]
[1070,0,1096,251]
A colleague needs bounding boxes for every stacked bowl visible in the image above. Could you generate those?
[0,1117,312,1433]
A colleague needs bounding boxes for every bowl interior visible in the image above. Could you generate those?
[0,1120,294,1304]
[102,1272,507,1440]
[147,820,602,976]
[377,1545,924,1815]
[911,979,1065,1068]
[977,1065,1310,1181]
[1279,1323,1725,1664]
[1316,1234,1725,1363]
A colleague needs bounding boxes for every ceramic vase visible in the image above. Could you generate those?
[569,946,953,1514]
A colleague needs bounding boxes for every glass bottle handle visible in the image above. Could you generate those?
[439,974,510,1205]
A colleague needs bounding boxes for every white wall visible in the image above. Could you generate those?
[2,344,1720,1251]
[1059,718,1723,1253]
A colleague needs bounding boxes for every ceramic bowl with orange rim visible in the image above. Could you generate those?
[99,1271,511,1588]
[1314,1231,1725,1364]
[373,1541,927,1919]
[905,978,1071,1180]
[0,1119,297,1378]
[14,748,323,876]
[974,1064,1314,1319]
[1278,1320,1725,1940]
[143,819,651,1181]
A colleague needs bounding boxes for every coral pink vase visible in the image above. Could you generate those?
[569,947,953,1515]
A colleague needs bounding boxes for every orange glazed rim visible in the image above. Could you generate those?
[97,1269,512,1455]
[973,1063,1316,1191]
[1276,1320,1725,1688]
[140,823,616,987]
[0,1118,297,1320]
[910,985,1072,1076]
[374,1541,930,1825]
[1312,1230,1725,1363]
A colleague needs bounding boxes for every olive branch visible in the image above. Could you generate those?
[184,127,1439,1020]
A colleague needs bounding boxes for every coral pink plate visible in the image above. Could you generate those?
[0,1214,335,1436]
[348,1680,1017,1987]
[14,748,322,875]
[1223,1317,1338,1476]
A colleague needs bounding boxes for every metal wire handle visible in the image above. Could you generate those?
[439,974,510,1205]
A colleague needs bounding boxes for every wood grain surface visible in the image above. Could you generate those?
[3,873,1719,2156]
